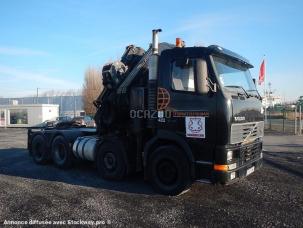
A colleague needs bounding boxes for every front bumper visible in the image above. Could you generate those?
[212,140,263,184]
[194,140,263,183]
[212,155,263,184]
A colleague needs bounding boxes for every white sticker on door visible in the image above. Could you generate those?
[185,116,205,138]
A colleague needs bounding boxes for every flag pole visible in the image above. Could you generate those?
[263,56,267,124]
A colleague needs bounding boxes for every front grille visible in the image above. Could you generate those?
[239,142,262,165]
[230,121,264,144]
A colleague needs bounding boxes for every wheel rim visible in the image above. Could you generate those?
[156,159,178,185]
[103,152,116,171]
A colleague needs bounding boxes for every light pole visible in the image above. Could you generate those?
[300,105,302,135]
[73,93,76,118]
[295,106,297,135]
[36,88,40,104]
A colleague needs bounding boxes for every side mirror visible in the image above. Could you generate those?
[196,59,209,94]
[196,59,217,94]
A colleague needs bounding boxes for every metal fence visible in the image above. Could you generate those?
[264,106,303,135]
[0,96,83,116]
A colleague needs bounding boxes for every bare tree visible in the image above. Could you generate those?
[82,66,103,116]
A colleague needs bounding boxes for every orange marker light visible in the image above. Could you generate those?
[176,38,182,47]
[214,164,228,172]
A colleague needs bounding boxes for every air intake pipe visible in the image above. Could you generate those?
[147,29,162,128]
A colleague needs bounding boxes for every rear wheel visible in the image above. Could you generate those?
[51,135,73,169]
[147,145,191,195]
[32,135,49,164]
[96,140,127,180]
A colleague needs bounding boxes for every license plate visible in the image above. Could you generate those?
[246,166,255,176]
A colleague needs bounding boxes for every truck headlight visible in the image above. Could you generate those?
[227,150,233,161]
[230,172,236,180]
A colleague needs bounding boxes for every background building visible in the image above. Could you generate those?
[262,95,282,108]
[0,104,59,127]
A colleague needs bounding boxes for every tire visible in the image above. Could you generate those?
[96,140,127,180]
[51,135,73,169]
[31,135,49,164]
[147,145,191,195]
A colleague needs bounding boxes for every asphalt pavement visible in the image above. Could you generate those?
[0,128,302,227]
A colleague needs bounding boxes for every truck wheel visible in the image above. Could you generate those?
[32,135,49,164]
[51,135,73,169]
[96,141,127,180]
[147,145,191,195]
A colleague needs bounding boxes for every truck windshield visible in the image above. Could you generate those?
[213,56,256,93]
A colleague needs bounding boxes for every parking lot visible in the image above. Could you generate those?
[0,128,302,227]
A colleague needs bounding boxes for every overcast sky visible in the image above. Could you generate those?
[0,0,302,101]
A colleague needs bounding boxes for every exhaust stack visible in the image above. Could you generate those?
[152,29,162,54]
[147,29,162,127]
[149,29,162,81]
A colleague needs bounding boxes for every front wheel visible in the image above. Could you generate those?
[96,140,127,181]
[147,145,191,195]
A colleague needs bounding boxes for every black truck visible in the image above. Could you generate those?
[28,29,264,195]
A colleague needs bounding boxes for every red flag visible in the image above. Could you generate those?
[258,60,265,85]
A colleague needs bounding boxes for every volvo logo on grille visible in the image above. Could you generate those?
[234,116,245,121]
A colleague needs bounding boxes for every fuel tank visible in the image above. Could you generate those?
[72,136,98,161]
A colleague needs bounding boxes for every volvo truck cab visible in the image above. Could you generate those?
[152,42,263,187]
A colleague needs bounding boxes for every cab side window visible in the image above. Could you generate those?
[171,60,195,92]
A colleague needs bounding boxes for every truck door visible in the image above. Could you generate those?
[157,48,217,163]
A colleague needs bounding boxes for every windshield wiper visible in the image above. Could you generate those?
[247,89,262,100]
[225,85,250,98]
